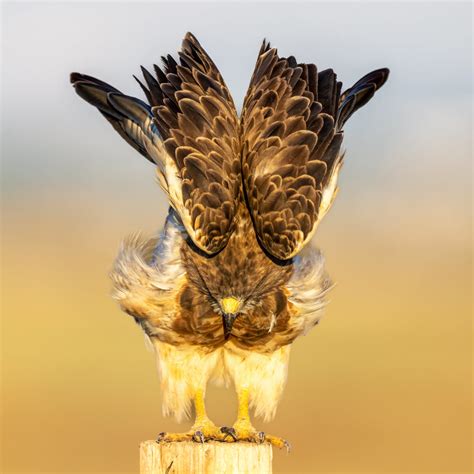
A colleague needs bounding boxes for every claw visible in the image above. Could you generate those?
[257,431,265,443]
[220,426,237,441]
[156,419,225,444]
[263,433,290,450]
[193,430,205,443]
[156,431,194,443]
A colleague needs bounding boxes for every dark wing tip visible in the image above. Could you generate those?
[370,67,390,90]
[70,72,83,84]
[379,67,390,87]
[183,31,203,52]
[357,67,390,91]
[319,67,335,77]
[184,31,197,42]
[336,66,390,129]
[69,72,122,94]
[259,38,272,56]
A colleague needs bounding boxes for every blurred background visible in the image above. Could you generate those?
[1,2,472,473]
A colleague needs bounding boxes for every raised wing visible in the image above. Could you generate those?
[71,33,241,255]
[71,73,159,164]
[138,33,241,255]
[241,41,389,261]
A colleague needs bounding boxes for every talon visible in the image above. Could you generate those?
[220,426,237,441]
[193,430,205,443]
[263,433,290,450]
[155,431,195,443]
[257,431,265,443]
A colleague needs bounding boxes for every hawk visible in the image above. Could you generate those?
[71,33,388,449]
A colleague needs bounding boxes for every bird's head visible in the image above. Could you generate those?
[205,265,290,340]
[181,221,293,341]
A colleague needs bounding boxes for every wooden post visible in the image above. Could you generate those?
[140,440,273,474]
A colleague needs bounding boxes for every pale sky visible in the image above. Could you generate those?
[2,2,472,213]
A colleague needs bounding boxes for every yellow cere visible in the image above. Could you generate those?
[221,297,241,314]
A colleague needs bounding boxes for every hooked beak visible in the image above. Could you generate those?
[222,313,237,340]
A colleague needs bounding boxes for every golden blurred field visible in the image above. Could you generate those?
[1,2,472,473]
[2,184,471,473]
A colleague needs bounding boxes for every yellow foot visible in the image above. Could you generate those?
[220,420,290,451]
[156,431,193,443]
[157,419,227,444]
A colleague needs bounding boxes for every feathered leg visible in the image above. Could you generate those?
[220,386,289,450]
[221,345,291,450]
[157,387,226,443]
[153,341,228,443]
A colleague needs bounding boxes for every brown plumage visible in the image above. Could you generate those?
[71,32,388,447]
[178,204,295,352]
[241,40,388,260]
[138,35,241,255]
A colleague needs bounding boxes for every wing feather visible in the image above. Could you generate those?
[71,73,157,163]
[71,33,240,255]
[241,42,389,261]
[140,33,241,255]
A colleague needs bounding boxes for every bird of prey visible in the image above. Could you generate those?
[71,32,388,449]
